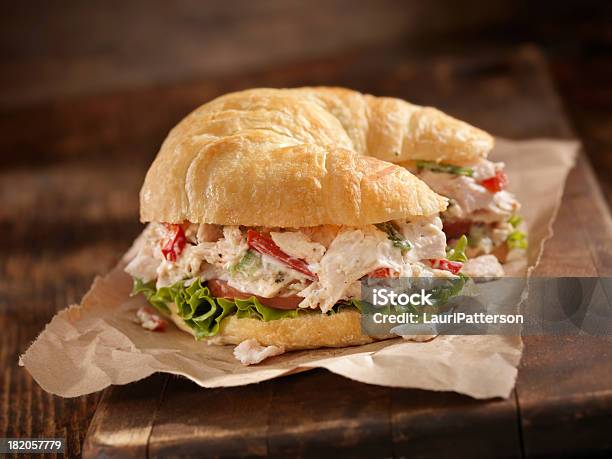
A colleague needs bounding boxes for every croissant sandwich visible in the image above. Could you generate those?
[126,87,516,364]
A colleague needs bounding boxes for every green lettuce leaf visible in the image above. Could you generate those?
[234,296,298,321]
[428,273,469,307]
[132,278,300,339]
[132,278,172,314]
[506,215,528,249]
[508,215,523,228]
[507,230,528,250]
[446,235,469,263]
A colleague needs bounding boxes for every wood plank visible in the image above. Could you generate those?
[262,372,390,458]
[0,252,107,458]
[146,370,520,458]
[517,145,612,457]
[83,374,169,458]
[148,376,274,458]
[0,45,573,169]
[550,46,612,210]
[0,0,524,109]
[391,389,521,459]
[518,336,612,458]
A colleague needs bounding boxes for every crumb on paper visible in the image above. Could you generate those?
[136,306,167,332]
[233,339,285,365]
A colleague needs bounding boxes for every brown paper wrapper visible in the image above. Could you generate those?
[21,138,579,399]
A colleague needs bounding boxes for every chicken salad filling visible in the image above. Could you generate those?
[126,217,468,338]
[411,159,527,262]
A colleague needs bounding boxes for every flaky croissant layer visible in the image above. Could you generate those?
[140,87,495,226]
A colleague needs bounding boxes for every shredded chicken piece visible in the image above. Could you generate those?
[298,227,394,312]
[462,255,504,278]
[233,339,285,365]
[300,225,342,248]
[270,231,326,264]
[491,222,514,246]
[191,226,249,269]
[470,159,503,181]
[125,241,159,283]
[395,216,447,262]
[125,224,166,282]
[418,159,520,223]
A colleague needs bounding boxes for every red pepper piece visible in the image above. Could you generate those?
[246,229,316,280]
[479,170,508,193]
[161,224,186,262]
[429,259,463,274]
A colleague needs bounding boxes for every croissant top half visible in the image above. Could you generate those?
[140,87,491,226]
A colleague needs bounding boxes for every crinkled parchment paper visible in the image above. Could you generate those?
[21,138,579,399]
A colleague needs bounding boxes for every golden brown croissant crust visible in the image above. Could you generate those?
[140,87,492,226]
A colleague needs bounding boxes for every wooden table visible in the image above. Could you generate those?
[2,44,611,458]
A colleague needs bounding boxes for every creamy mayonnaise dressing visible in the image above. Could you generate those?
[270,231,325,264]
[416,159,519,223]
[125,217,451,313]
[298,220,450,312]
[461,254,504,278]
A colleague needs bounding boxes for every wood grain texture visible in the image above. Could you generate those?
[0,0,524,109]
[517,336,612,458]
[518,149,612,457]
[149,376,275,458]
[123,371,519,458]
[2,1,610,110]
[550,46,612,211]
[391,389,521,459]
[0,45,572,170]
[83,374,169,458]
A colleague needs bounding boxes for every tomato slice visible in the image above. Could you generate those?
[478,170,508,193]
[429,259,463,274]
[246,229,317,280]
[161,224,186,261]
[207,279,302,310]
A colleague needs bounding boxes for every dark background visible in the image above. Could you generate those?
[2,0,606,107]
[1,0,611,198]
[1,1,611,457]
